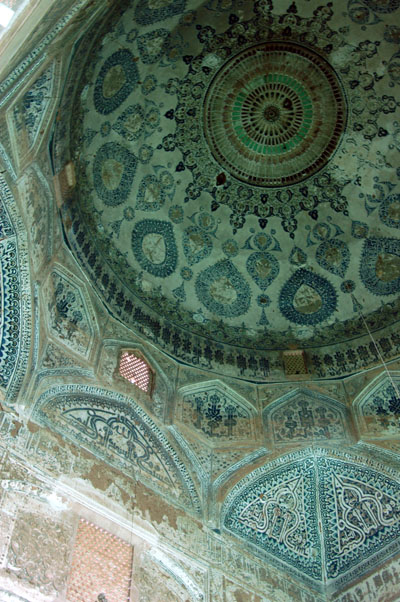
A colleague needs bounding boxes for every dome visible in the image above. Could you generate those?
[54,1,400,380]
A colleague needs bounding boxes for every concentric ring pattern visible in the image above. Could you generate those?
[203,42,347,187]
[55,0,400,379]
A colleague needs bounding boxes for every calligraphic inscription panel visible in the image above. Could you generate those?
[36,390,200,512]
[223,453,400,586]
[223,458,321,580]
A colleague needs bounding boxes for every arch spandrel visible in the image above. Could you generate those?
[263,388,352,446]
[354,372,400,440]
[221,448,400,595]
[176,380,257,442]
[33,384,201,515]
[0,174,31,403]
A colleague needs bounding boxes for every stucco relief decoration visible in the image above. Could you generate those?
[138,562,190,602]
[264,389,349,445]
[319,457,400,581]
[54,0,400,381]
[223,449,400,589]
[223,455,321,581]
[334,555,400,602]
[179,382,255,439]
[6,513,71,596]
[0,240,21,390]
[355,374,400,437]
[34,386,200,512]
[19,167,52,274]
[46,268,96,358]
[0,176,30,397]
[12,63,56,149]
[147,548,205,601]
[3,0,400,599]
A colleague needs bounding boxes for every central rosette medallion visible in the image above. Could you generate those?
[203,41,346,187]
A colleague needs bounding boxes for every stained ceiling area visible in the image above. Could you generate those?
[54,0,400,377]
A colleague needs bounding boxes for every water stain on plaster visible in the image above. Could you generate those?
[27,420,40,433]
[84,463,116,492]
[10,420,22,437]
[135,481,181,530]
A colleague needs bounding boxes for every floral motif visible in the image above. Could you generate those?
[181,383,253,439]
[183,226,212,265]
[351,221,369,239]
[316,239,350,277]
[138,144,154,163]
[94,49,139,115]
[195,260,251,318]
[132,219,178,277]
[112,104,145,141]
[134,0,186,26]
[222,239,239,257]
[279,269,337,325]
[180,266,193,280]
[246,252,279,290]
[137,29,170,64]
[13,64,55,147]
[54,0,400,379]
[141,74,157,95]
[360,238,400,295]
[112,100,160,141]
[264,390,348,444]
[379,194,400,229]
[93,142,137,206]
[47,270,95,358]
[169,205,184,223]
[364,0,400,12]
[137,175,166,211]
[289,247,307,266]
[357,376,400,437]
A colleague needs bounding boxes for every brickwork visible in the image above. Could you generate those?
[66,519,132,602]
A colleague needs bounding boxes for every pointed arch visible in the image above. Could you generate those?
[0,174,32,402]
[221,447,400,593]
[177,379,257,440]
[263,387,351,446]
[353,371,400,439]
[33,384,201,514]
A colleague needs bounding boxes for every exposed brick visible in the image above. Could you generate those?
[66,519,132,602]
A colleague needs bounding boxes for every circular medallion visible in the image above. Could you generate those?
[203,41,347,187]
[195,260,251,318]
[93,142,137,206]
[94,49,139,115]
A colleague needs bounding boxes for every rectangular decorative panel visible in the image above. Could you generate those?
[282,350,307,375]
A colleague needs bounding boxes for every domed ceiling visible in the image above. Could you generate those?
[55,0,400,376]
